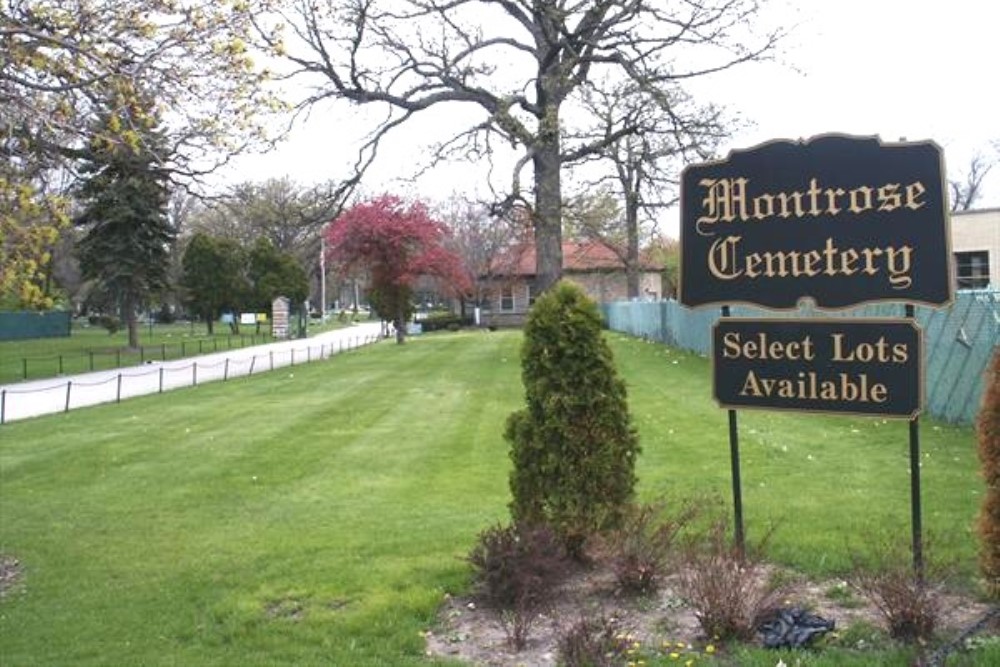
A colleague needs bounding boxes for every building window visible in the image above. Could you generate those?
[500,286,515,311]
[955,250,990,289]
[527,283,537,307]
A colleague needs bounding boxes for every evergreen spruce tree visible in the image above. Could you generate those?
[505,280,640,556]
[977,347,1000,597]
[75,82,174,348]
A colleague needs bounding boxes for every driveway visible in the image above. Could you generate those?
[0,322,384,424]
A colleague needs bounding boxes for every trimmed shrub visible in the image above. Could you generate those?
[466,522,570,650]
[603,496,701,596]
[418,313,472,332]
[675,512,785,641]
[505,281,640,557]
[848,536,948,643]
[557,614,633,667]
[978,347,1000,598]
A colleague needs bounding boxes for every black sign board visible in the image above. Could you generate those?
[713,318,922,418]
[680,135,952,309]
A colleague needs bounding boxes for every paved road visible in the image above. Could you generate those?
[0,322,384,424]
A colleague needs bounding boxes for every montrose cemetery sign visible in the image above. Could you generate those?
[679,134,953,566]
[713,318,922,418]
[679,135,952,309]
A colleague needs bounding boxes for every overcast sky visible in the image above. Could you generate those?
[222,0,1000,230]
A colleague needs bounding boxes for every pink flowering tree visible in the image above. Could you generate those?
[326,195,470,343]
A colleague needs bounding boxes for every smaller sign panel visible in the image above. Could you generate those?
[713,319,922,418]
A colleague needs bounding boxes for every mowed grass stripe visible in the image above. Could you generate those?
[0,329,982,666]
[0,331,521,665]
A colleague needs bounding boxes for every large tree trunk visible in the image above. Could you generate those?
[533,87,563,293]
[124,292,140,349]
[394,302,406,344]
[625,195,640,299]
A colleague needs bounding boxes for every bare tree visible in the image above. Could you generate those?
[569,81,728,297]
[951,150,997,212]
[258,0,781,292]
[436,195,530,314]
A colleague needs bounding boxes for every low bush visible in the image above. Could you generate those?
[848,537,948,643]
[557,614,633,667]
[418,313,471,332]
[98,315,121,335]
[674,514,785,641]
[466,522,571,649]
[603,496,701,596]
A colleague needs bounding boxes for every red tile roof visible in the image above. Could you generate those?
[489,240,662,276]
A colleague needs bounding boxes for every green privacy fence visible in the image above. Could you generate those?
[602,291,999,425]
[0,311,71,341]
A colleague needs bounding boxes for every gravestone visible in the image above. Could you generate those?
[272,296,290,339]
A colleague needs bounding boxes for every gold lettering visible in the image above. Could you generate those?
[825,187,846,215]
[695,176,930,225]
[877,183,902,211]
[704,236,915,291]
[740,370,764,397]
[752,193,775,220]
[696,178,749,234]
[905,182,926,210]
[776,192,805,218]
[722,332,742,359]
[808,178,823,216]
[848,186,874,214]
[886,246,913,288]
[860,247,883,276]
[707,236,743,281]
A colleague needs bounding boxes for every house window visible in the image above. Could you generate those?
[527,284,538,307]
[500,286,515,311]
[955,250,990,289]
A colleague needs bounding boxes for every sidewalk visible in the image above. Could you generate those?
[0,322,384,424]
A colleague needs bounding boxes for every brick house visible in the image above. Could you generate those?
[479,240,663,327]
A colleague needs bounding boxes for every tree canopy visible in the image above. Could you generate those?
[2,0,285,311]
[326,194,469,343]
[262,0,781,292]
[74,87,173,348]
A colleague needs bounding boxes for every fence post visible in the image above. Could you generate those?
[249,355,256,376]
[22,358,27,380]
[140,347,145,364]
[65,381,72,412]
[59,355,63,375]
[89,351,95,371]
[269,351,274,371]
[117,374,123,403]
[193,363,198,386]
[159,367,164,394]
[116,349,121,368]
[161,343,166,361]
[199,340,203,354]
[224,358,230,381]
[1,389,5,425]
[291,349,296,367]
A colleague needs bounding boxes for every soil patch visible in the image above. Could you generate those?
[425,562,995,666]
[0,554,23,600]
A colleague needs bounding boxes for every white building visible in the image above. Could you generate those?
[951,207,1000,290]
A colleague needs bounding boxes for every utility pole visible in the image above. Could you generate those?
[320,234,327,322]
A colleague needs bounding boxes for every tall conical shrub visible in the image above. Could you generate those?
[505,281,640,555]
[977,347,1000,597]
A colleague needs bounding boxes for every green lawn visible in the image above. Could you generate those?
[0,330,987,665]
